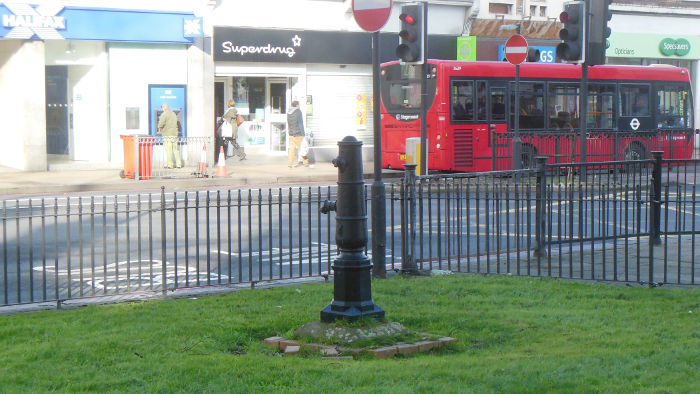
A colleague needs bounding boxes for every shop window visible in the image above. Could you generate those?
[489,3,511,15]
[270,82,286,114]
[451,80,474,122]
[548,83,580,130]
[247,78,266,121]
[620,84,650,117]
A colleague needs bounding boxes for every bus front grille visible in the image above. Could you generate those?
[454,129,474,168]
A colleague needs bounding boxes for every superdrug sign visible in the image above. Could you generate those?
[214,27,372,64]
[213,26,457,64]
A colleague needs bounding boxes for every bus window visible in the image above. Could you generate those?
[587,84,615,129]
[657,85,691,128]
[388,81,421,109]
[491,87,506,121]
[512,82,545,129]
[451,80,474,122]
[476,81,488,121]
[548,83,580,130]
[620,84,650,117]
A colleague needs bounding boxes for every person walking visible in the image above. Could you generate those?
[157,103,182,169]
[286,100,309,168]
[222,99,246,160]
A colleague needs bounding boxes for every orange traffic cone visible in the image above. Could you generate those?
[194,145,208,177]
[215,146,228,177]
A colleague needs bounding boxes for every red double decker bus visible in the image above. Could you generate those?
[380,60,695,171]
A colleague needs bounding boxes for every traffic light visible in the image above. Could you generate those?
[527,48,541,62]
[556,0,586,63]
[587,0,613,65]
[396,3,424,64]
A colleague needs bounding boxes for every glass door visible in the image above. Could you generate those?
[46,66,69,156]
[268,78,288,152]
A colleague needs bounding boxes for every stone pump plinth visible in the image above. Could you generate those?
[320,136,385,323]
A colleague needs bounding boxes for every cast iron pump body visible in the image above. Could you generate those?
[320,136,385,323]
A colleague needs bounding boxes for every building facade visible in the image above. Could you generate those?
[1,0,697,171]
[0,0,214,171]
[0,0,474,171]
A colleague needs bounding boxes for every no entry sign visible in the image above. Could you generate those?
[352,0,392,32]
[505,34,528,65]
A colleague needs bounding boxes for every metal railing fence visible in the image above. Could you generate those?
[1,186,337,306]
[2,155,699,307]
[401,154,699,285]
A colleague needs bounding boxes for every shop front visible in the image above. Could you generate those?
[0,3,202,170]
[213,27,457,160]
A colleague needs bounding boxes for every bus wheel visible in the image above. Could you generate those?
[521,144,536,169]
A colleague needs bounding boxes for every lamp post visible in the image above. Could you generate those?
[500,23,522,170]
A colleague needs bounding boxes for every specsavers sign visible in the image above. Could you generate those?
[607,33,699,59]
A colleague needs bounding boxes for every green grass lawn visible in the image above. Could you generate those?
[1,274,699,392]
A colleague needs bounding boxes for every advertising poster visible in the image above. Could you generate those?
[356,94,367,130]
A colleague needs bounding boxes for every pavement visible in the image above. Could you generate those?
[0,155,403,197]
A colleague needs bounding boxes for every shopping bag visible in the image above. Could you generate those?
[220,120,233,138]
[299,136,309,157]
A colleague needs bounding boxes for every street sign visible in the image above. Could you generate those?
[352,0,392,32]
[505,34,528,65]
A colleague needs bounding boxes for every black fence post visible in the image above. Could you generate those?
[402,164,419,274]
[160,186,167,296]
[534,156,548,258]
[650,151,663,246]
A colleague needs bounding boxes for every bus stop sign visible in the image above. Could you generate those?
[352,0,392,32]
[505,34,528,65]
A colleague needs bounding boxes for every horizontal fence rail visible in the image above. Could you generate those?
[2,156,699,308]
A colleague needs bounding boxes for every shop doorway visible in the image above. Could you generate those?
[268,78,288,152]
[46,66,69,156]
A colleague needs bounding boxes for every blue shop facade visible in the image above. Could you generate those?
[0,3,205,171]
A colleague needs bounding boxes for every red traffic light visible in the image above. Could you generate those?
[559,11,571,23]
[399,13,415,25]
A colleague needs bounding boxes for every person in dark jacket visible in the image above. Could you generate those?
[286,100,309,168]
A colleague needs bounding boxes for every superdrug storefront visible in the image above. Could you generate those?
[213,27,456,158]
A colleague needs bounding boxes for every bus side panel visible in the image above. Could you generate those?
[382,125,420,170]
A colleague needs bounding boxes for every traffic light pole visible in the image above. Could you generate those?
[371,31,386,278]
[580,1,589,178]
[580,61,588,178]
[419,1,428,176]
[513,26,522,171]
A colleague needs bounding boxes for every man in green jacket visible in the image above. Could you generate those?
[158,103,182,168]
